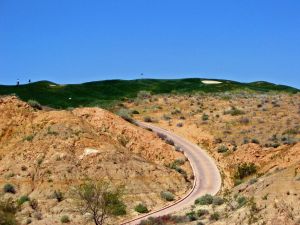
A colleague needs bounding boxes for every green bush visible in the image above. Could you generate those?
[3,184,16,194]
[28,99,42,110]
[210,212,220,221]
[224,106,245,116]
[134,203,148,213]
[195,194,213,205]
[217,145,228,153]
[23,134,34,142]
[237,196,247,208]
[17,195,30,206]
[202,114,209,121]
[160,191,174,201]
[212,196,224,205]
[60,215,70,223]
[186,211,197,221]
[117,108,133,123]
[234,163,257,179]
[197,209,209,217]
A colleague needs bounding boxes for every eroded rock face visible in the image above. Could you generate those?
[0,96,191,224]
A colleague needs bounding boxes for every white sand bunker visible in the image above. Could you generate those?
[201,80,222,84]
[49,84,57,87]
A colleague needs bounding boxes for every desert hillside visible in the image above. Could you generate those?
[125,91,300,224]
[0,96,192,224]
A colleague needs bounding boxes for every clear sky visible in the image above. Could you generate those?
[1,0,299,88]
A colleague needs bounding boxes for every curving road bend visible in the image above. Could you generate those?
[121,122,222,225]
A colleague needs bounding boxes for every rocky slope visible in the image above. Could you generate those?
[0,96,191,224]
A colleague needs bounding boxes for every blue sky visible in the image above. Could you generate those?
[0,0,299,88]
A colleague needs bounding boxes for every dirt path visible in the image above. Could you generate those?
[121,122,222,225]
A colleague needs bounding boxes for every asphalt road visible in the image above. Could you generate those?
[121,121,222,225]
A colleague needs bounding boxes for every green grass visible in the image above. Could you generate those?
[0,78,298,109]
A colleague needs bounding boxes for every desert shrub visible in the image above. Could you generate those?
[251,138,260,144]
[162,114,171,120]
[239,117,250,124]
[224,106,245,116]
[23,134,34,142]
[60,215,70,223]
[195,194,213,205]
[210,212,220,221]
[53,190,63,202]
[17,195,30,206]
[176,122,183,127]
[171,108,181,115]
[202,114,209,121]
[139,215,188,225]
[165,139,175,146]
[186,211,197,221]
[25,218,32,224]
[111,201,126,216]
[217,145,228,153]
[175,146,182,152]
[234,163,257,180]
[197,209,209,217]
[212,196,224,205]
[179,116,186,120]
[28,99,42,110]
[197,222,205,225]
[243,137,249,144]
[3,184,16,194]
[157,132,167,140]
[174,159,185,165]
[131,110,140,114]
[0,197,18,225]
[137,91,151,99]
[237,196,247,208]
[134,203,148,213]
[160,191,174,201]
[143,116,153,122]
[117,108,133,123]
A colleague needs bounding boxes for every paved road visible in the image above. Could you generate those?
[121,122,222,225]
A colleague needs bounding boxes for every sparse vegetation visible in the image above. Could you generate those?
[3,184,16,194]
[195,194,213,205]
[160,191,175,201]
[224,106,245,116]
[117,108,133,122]
[27,99,42,110]
[210,212,220,221]
[212,196,224,205]
[202,114,209,121]
[60,215,70,223]
[71,180,126,225]
[134,203,149,213]
[139,215,189,225]
[234,163,257,180]
[217,145,228,153]
[17,195,30,206]
[53,190,64,202]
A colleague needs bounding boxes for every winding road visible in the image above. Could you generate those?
[121,121,222,225]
